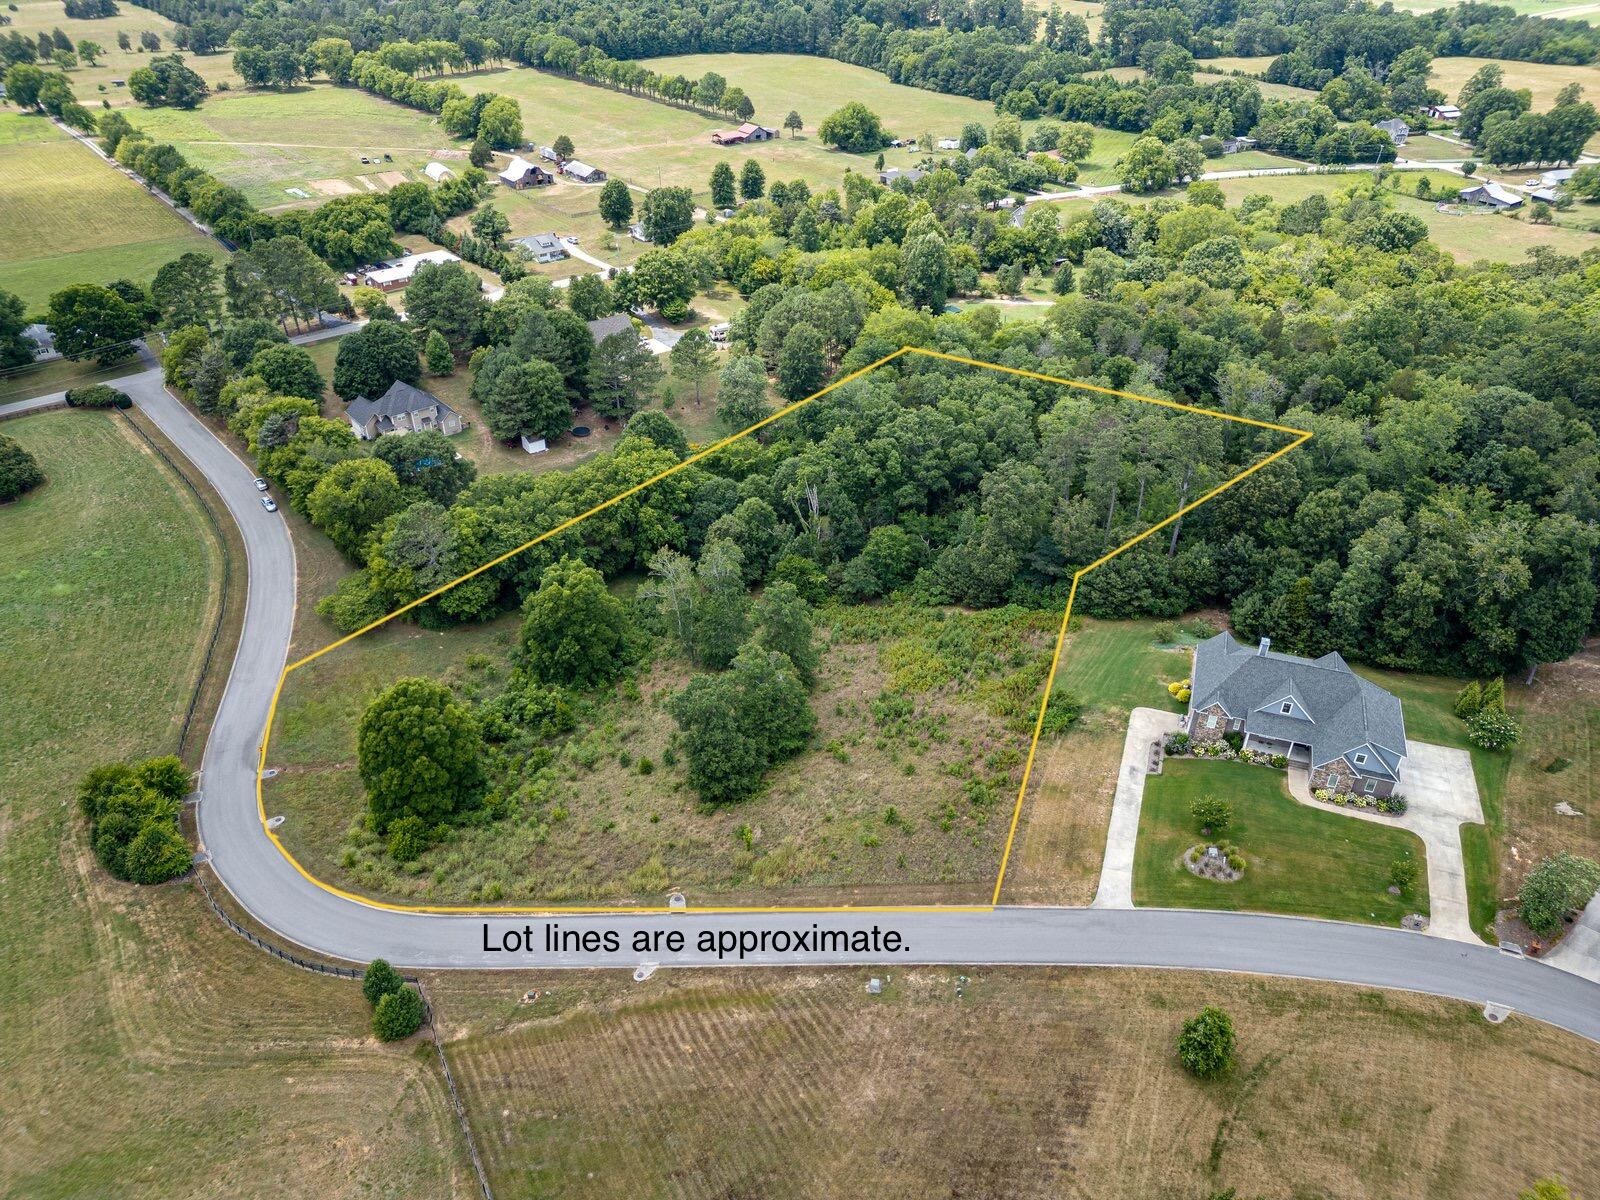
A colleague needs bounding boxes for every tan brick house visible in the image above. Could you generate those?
[1184,633,1408,798]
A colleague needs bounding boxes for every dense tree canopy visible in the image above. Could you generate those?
[357,677,486,831]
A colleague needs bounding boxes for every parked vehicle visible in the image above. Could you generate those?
[261,496,278,512]
[253,478,269,492]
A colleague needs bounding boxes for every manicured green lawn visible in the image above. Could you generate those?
[1056,616,1193,716]
[1134,759,1429,925]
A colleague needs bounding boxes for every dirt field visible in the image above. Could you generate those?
[428,965,1600,1200]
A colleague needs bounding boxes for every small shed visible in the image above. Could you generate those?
[520,434,549,454]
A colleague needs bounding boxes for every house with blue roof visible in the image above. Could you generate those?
[1184,632,1408,798]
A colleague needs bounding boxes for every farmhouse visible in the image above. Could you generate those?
[515,232,567,263]
[1219,136,1258,155]
[562,160,606,183]
[360,249,462,290]
[586,313,636,345]
[1425,103,1461,121]
[1184,633,1408,797]
[498,156,552,188]
[711,122,778,145]
[878,167,926,186]
[1460,180,1523,209]
[1375,118,1409,145]
[424,161,453,183]
[936,137,960,150]
[22,323,56,361]
[346,380,463,440]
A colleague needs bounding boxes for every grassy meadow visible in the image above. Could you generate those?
[0,410,470,1198]
[429,964,1600,1199]
[0,111,223,309]
[128,85,469,209]
[1135,758,1430,925]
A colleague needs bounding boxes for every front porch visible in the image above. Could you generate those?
[1242,732,1310,765]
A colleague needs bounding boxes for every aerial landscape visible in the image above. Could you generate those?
[3,0,1600,1193]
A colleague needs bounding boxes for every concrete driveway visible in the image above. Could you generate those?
[1547,894,1600,983]
[1289,741,1485,943]
[1093,707,1183,909]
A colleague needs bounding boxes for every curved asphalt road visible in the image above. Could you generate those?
[14,357,1596,1044]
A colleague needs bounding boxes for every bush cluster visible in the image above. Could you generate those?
[77,756,193,884]
[362,958,425,1040]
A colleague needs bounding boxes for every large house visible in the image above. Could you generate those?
[1375,118,1410,145]
[878,167,925,186]
[346,380,463,440]
[1184,632,1408,798]
[516,232,567,262]
[586,313,636,345]
[359,249,461,291]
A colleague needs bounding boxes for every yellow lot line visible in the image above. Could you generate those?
[255,346,1311,917]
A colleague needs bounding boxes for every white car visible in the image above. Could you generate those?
[1525,178,1541,186]
[253,477,269,491]
[261,496,278,513]
[564,235,579,244]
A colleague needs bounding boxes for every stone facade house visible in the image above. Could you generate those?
[1184,632,1407,797]
[346,380,463,440]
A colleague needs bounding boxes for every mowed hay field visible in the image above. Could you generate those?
[7,0,239,109]
[0,411,471,1199]
[130,85,471,209]
[0,113,223,309]
[430,965,1600,1199]
[485,59,992,196]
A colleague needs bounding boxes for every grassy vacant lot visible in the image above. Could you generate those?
[268,603,1056,907]
[130,85,468,209]
[1430,55,1600,109]
[0,410,469,1198]
[7,0,238,109]
[1006,617,1197,905]
[1135,759,1429,924]
[0,112,223,308]
[429,965,1600,1199]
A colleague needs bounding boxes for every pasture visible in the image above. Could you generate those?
[0,410,469,1198]
[0,112,223,308]
[5,0,239,109]
[128,85,469,209]
[1429,54,1600,110]
[430,964,1600,1199]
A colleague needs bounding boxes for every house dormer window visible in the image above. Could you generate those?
[1280,701,1293,714]
[1353,753,1367,765]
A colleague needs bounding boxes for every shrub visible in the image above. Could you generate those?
[1038,691,1082,735]
[65,383,127,408]
[372,985,426,1040]
[1269,754,1288,769]
[1164,732,1191,755]
[1467,709,1521,751]
[0,433,45,502]
[386,815,429,862]
[1191,797,1232,833]
[1222,730,1244,752]
[1480,676,1506,714]
[1453,680,1482,718]
[1518,853,1600,937]
[1177,1006,1235,1079]
[77,756,192,883]
[362,958,404,1006]
[1165,678,1188,697]
[1389,856,1419,893]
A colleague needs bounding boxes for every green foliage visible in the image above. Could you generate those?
[817,101,886,153]
[361,958,404,1006]
[386,815,430,862]
[1453,680,1483,719]
[1520,1179,1575,1200]
[76,756,192,884]
[307,458,404,558]
[1177,1006,1235,1079]
[1518,853,1600,937]
[424,329,454,376]
[1388,855,1419,893]
[1466,709,1521,752]
[520,556,632,688]
[357,677,485,832]
[641,186,694,245]
[1038,691,1082,735]
[0,434,45,503]
[1190,797,1232,834]
[332,321,421,402]
[371,985,425,1040]
[249,343,324,401]
[598,178,634,229]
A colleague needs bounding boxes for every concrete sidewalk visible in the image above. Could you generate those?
[1092,707,1183,909]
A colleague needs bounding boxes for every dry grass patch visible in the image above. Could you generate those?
[427,965,1600,1200]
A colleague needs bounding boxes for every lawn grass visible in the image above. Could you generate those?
[0,353,143,405]
[0,112,224,308]
[429,964,1600,1199]
[1135,758,1428,925]
[128,85,468,209]
[0,409,469,1197]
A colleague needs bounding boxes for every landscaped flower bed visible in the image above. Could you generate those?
[1311,788,1408,816]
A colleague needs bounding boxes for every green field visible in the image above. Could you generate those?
[0,112,224,308]
[0,410,468,1196]
[1135,758,1430,925]
[129,85,469,209]
[6,0,239,110]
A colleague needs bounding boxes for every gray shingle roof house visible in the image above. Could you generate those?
[585,313,636,345]
[1375,117,1410,144]
[516,232,566,262]
[346,380,463,440]
[878,167,925,186]
[1184,632,1408,797]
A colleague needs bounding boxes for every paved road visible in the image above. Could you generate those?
[70,347,1600,1046]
